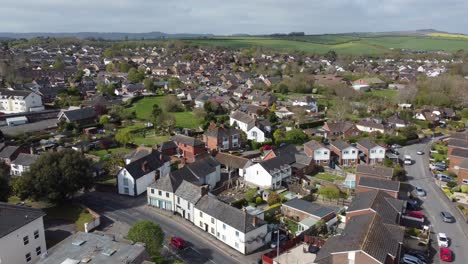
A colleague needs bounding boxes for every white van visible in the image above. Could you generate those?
[404,155,413,165]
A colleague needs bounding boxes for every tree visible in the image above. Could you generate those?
[393,165,407,181]
[159,112,176,134]
[151,104,163,131]
[128,68,145,83]
[96,83,115,95]
[162,95,184,112]
[127,221,164,259]
[53,57,65,70]
[317,186,340,199]
[144,78,156,92]
[285,129,309,144]
[325,50,337,62]
[267,192,281,205]
[115,130,133,148]
[273,129,286,144]
[99,115,110,125]
[17,150,93,203]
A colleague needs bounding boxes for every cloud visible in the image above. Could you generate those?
[1,0,467,34]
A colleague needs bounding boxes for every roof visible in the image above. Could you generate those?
[294,154,313,166]
[205,126,240,138]
[447,138,468,149]
[195,195,266,233]
[159,141,178,151]
[124,150,169,180]
[0,202,46,238]
[60,107,96,122]
[357,120,385,130]
[12,153,39,166]
[230,110,255,125]
[282,199,335,219]
[215,152,249,169]
[35,231,147,264]
[323,121,356,133]
[316,213,404,264]
[171,134,204,147]
[356,165,394,178]
[174,180,205,204]
[0,89,33,98]
[330,139,352,151]
[347,190,404,225]
[304,140,327,151]
[259,155,294,173]
[272,144,299,157]
[460,159,468,170]
[450,148,468,158]
[124,147,153,163]
[0,145,19,159]
[358,176,400,192]
[185,156,220,177]
[357,138,382,150]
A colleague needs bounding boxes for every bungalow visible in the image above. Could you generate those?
[304,140,330,166]
[281,199,335,234]
[117,150,171,196]
[346,190,404,224]
[356,120,385,134]
[387,115,408,128]
[171,134,207,163]
[356,138,386,164]
[356,176,400,198]
[355,164,394,186]
[329,140,359,166]
[352,77,386,89]
[447,138,468,156]
[57,107,97,127]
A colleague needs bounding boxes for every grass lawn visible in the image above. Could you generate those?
[44,204,95,232]
[132,134,170,146]
[315,173,346,183]
[89,147,132,160]
[368,89,398,101]
[284,218,299,234]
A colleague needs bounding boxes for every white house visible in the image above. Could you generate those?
[194,195,270,254]
[0,203,47,264]
[330,140,359,166]
[117,150,171,196]
[356,120,385,134]
[275,107,294,119]
[174,181,208,223]
[357,138,386,165]
[304,140,330,166]
[230,110,266,143]
[244,155,293,189]
[0,89,44,114]
[292,96,318,113]
[10,153,39,177]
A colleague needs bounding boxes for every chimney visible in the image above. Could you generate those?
[252,216,258,227]
[141,161,149,173]
[201,185,209,196]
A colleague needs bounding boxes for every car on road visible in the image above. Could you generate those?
[437,174,453,183]
[404,155,413,165]
[170,237,187,249]
[416,150,424,155]
[415,187,426,197]
[401,254,426,264]
[437,233,449,248]
[392,144,402,149]
[440,247,453,262]
[440,211,455,223]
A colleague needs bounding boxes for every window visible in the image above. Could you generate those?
[199,211,203,217]
[235,242,239,248]
[23,235,29,245]
[371,150,376,154]
[211,217,215,224]
[351,151,356,154]
[158,190,162,196]
[324,151,328,155]
[316,151,321,154]
[36,246,41,256]
[235,231,239,237]
[25,253,31,262]
[200,221,203,228]
[463,179,468,185]
[123,178,129,186]
[151,189,155,194]
[211,227,215,234]
[188,203,190,210]
[177,197,180,204]
[166,192,170,198]
[124,187,129,194]
[223,224,226,230]
[34,230,39,239]
[344,151,349,154]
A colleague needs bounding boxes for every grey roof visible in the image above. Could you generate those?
[450,132,468,141]
[186,156,220,178]
[195,195,266,233]
[36,231,147,264]
[259,155,294,173]
[215,152,249,169]
[282,199,335,219]
[60,107,96,122]
[124,147,153,163]
[171,134,204,147]
[205,126,240,138]
[0,146,19,159]
[304,140,327,151]
[356,165,394,178]
[450,148,468,158]
[357,138,381,150]
[330,139,351,150]
[174,180,204,204]
[357,120,385,130]
[0,203,45,238]
[0,89,33,98]
[273,144,299,157]
[12,153,39,166]
[159,141,178,151]
[316,213,404,264]
[358,176,400,192]
[447,138,468,149]
[152,173,185,193]
[124,150,169,180]
[230,110,255,125]
[460,159,468,170]
[347,190,403,225]
[294,154,313,166]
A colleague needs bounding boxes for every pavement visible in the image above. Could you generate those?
[401,140,468,264]
[76,192,267,264]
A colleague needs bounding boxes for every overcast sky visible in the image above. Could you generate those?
[2,0,467,34]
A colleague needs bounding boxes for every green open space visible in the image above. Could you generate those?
[368,89,398,100]
[314,173,346,183]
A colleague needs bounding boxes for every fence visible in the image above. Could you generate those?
[80,205,101,233]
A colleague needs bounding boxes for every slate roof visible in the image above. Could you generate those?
[0,89,33,98]
[171,134,204,147]
[0,202,46,238]
[159,141,178,151]
[215,152,249,169]
[174,180,204,204]
[12,153,39,166]
[60,107,96,122]
[230,110,255,125]
[185,156,220,177]
[347,190,403,225]
[260,155,295,173]
[316,213,404,264]
[450,148,468,158]
[124,147,153,163]
[272,144,299,157]
[356,164,394,178]
[304,140,327,151]
[124,150,169,180]
[0,146,19,159]
[357,138,382,150]
[330,139,352,151]
[195,195,266,233]
[282,199,335,219]
[358,176,400,192]
[294,154,313,166]
[205,126,240,138]
[447,138,468,149]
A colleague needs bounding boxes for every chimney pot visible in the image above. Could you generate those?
[252,216,258,226]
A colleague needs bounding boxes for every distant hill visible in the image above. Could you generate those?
[0,31,215,40]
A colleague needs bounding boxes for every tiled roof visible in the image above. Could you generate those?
[358,176,400,192]
[356,164,394,178]
[450,148,468,158]
[259,155,294,173]
[230,110,255,125]
[174,180,204,205]
[12,153,39,166]
[330,139,351,151]
[347,190,403,225]
[215,152,249,169]
[60,107,96,122]
[304,140,327,151]
[282,199,335,219]
[357,138,381,150]
[171,134,204,147]
[447,138,468,149]
[124,150,169,180]
[0,203,45,238]
[0,146,19,159]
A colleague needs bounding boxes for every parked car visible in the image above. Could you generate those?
[406,251,428,262]
[308,245,320,253]
[437,174,453,182]
[416,150,424,155]
[405,210,424,219]
[440,211,455,223]
[406,199,419,210]
[437,233,449,248]
[440,247,453,262]
[415,187,426,197]
[401,254,426,264]
[170,237,187,249]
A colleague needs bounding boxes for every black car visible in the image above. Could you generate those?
[441,211,455,223]
[308,245,320,253]
[406,250,428,262]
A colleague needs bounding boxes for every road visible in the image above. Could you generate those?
[402,141,468,264]
[76,192,249,264]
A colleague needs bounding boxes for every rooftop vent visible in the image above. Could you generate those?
[72,240,86,246]
[102,248,116,256]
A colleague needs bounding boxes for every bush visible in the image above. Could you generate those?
[461,185,468,193]
[446,181,458,188]
[231,198,247,209]
[458,204,465,210]
[452,186,461,193]
[255,197,263,205]
[245,188,258,203]
[267,192,281,206]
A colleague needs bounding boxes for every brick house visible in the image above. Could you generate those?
[356,177,400,198]
[304,140,330,166]
[322,121,361,139]
[355,164,393,186]
[171,135,207,163]
[202,126,242,152]
[346,190,404,224]
[448,148,468,172]
[458,159,468,185]
[447,138,468,156]
[357,138,386,164]
[329,140,359,166]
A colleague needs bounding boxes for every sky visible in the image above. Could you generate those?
[1,0,468,34]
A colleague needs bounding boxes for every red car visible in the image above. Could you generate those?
[405,210,424,219]
[260,145,273,151]
[170,237,187,249]
[440,247,453,262]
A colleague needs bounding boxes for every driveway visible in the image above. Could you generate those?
[401,141,468,264]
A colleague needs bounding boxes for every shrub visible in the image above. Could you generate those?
[446,181,458,188]
[458,204,465,210]
[255,197,263,205]
[245,188,258,203]
[267,192,281,206]
[461,185,468,194]
[452,186,461,193]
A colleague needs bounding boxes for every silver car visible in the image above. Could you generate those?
[415,187,426,197]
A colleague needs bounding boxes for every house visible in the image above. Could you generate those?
[281,199,336,234]
[316,213,403,264]
[356,120,385,134]
[356,176,400,198]
[387,115,408,128]
[57,107,97,127]
[158,141,179,156]
[322,121,360,139]
[457,159,468,185]
[346,190,404,224]
[117,150,171,196]
[174,181,209,223]
[171,134,207,163]
[448,148,468,172]
[203,126,242,151]
[355,164,393,186]
[356,138,386,164]
[0,145,23,166]
[352,77,387,89]
[244,155,293,189]
[10,153,39,177]
[304,140,330,166]
[0,203,47,264]
[0,89,44,114]
[274,107,294,119]
[329,140,359,166]
[229,111,266,143]
[291,96,318,113]
[215,152,251,177]
[194,195,269,254]
[174,156,221,189]
[36,231,150,264]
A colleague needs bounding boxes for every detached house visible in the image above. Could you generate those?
[57,107,97,127]
[171,134,207,163]
[329,140,359,166]
[356,120,385,134]
[304,140,330,166]
[244,155,293,189]
[0,89,44,114]
[203,126,242,151]
[230,111,266,143]
[357,138,386,164]
[10,153,39,177]
[322,121,360,139]
[117,150,171,196]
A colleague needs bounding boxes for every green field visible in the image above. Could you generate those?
[127,96,202,129]
[368,89,399,100]
[185,35,468,54]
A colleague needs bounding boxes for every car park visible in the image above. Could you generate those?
[440,211,455,223]
[415,187,426,197]
[440,247,453,262]
[437,233,449,248]
[401,254,426,264]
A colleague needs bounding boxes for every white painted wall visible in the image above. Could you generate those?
[247,126,265,143]
[174,196,195,223]
[147,187,175,211]
[369,146,386,160]
[0,92,43,114]
[244,164,273,189]
[135,171,156,196]
[314,147,330,162]
[0,217,47,264]
[356,124,385,133]
[117,168,135,196]
[342,146,359,160]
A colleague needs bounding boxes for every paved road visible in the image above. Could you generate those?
[77,192,246,264]
[402,141,468,264]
